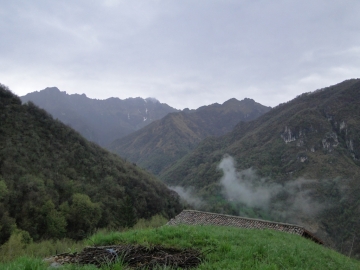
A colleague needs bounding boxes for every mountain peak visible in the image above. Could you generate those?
[222,98,239,105]
[42,87,62,93]
[145,97,160,103]
[44,86,60,91]
[242,97,255,102]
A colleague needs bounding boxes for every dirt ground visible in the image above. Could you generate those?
[44,244,205,269]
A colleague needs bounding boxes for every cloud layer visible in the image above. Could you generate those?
[1,1,360,109]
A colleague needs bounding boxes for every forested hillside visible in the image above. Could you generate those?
[161,79,360,258]
[110,98,270,175]
[21,87,178,146]
[0,84,182,244]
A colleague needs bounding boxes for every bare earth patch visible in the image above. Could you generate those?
[45,244,205,269]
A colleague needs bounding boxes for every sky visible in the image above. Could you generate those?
[1,0,360,110]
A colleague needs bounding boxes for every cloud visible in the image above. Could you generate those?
[218,157,281,209]
[168,186,205,208]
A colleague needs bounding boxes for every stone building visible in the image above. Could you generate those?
[167,210,323,245]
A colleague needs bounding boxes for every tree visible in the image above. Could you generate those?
[0,179,8,201]
[66,193,101,239]
[41,200,67,239]
[121,196,137,228]
[0,210,16,245]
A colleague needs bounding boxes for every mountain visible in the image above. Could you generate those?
[21,87,178,147]
[109,98,271,175]
[0,84,182,243]
[160,79,360,257]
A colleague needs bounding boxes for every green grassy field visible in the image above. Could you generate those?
[0,225,359,269]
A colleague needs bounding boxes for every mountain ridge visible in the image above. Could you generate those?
[109,98,271,175]
[21,87,179,146]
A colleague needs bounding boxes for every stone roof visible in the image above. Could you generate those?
[167,210,323,245]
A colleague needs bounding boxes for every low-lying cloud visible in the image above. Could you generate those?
[168,186,205,208]
[168,154,335,226]
[219,157,281,209]
[218,154,326,224]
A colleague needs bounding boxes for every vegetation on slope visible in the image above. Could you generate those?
[1,225,359,269]
[161,79,360,258]
[0,84,182,245]
[110,98,270,175]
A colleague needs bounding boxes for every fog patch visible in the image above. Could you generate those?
[218,154,326,223]
[218,156,281,209]
[169,186,205,208]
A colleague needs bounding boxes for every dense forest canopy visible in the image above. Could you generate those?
[0,84,182,244]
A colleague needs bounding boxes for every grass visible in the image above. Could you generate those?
[0,235,85,263]
[1,225,359,269]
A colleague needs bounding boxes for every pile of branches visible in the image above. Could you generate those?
[47,244,206,269]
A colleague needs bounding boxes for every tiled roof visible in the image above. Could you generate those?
[167,210,323,245]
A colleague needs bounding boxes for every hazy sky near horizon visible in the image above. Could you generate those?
[1,1,360,109]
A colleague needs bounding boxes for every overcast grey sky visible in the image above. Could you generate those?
[1,1,360,109]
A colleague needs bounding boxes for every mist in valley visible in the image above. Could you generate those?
[171,154,342,228]
[217,155,327,225]
[168,186,206,209]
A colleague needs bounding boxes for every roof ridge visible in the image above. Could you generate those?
[181,209,305,228]
[167,210,324,245]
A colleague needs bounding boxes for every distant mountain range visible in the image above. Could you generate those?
[21,87,178,146]
[160,79,360,257]
[0,84,182,243]
[109,98,271,175]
